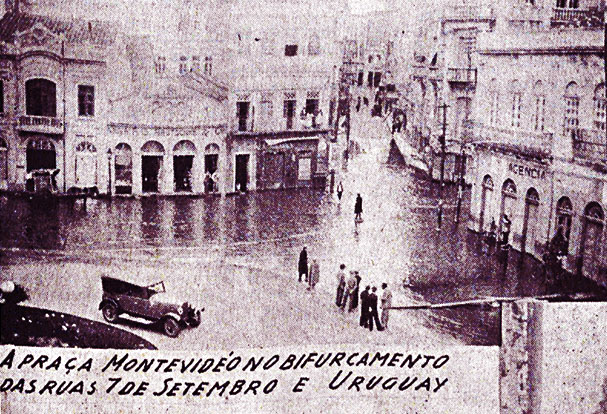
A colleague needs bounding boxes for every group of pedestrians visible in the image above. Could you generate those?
[297,251,394,332]
[298,247,320,291]
[481,214,512,255]
[334,264,392,332]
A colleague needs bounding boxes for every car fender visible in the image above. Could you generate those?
[163,312,182,323]
[99,298,119,311]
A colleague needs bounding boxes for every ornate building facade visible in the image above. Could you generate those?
[467,0,606,284]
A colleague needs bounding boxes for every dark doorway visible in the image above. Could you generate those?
[263,152,285,189]
[142,155,162,193]
[374,72,382,87]
[367,72,373,87]
[237,101,249,132]
[235,154,249,192]
[173,155,193,192]
[26,141,56,171]
[205,154,218,192]
[284,100,296,129]
[358,71,364,86]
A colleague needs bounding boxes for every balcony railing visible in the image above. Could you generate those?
[447,68,477,85]
[572,129,607,163]
[17,115,64,134]
[552,8,604,27]
[464,121,553,159]
[442,5,495,20]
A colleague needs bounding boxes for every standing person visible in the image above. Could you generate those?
[356,96,361,112]
[336,264,346,306]
[380,283,392,330]
[298,247,308,283]
[367,287,383,331]
[342,271,357,312]
[308,259,320,290]
[336,181,344,202]
[351,272,361,311]
[359,285,370,327]
[501,214,512,246]
[354,193,363,221]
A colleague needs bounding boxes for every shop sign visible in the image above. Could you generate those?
[508,162,546,180]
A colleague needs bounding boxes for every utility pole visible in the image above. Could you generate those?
[437,102,448,229]
[345,83,351,160]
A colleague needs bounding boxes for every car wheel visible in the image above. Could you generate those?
[163,317,180,337]
[102,302,119,323]
[187,310,201,328]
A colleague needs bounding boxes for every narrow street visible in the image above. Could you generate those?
[0,106,562,349]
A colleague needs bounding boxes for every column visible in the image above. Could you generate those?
[133,150,142,195]
[162,149,173,194]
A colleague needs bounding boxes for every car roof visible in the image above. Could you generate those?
[101,274,162,288]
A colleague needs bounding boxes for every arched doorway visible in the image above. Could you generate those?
[555,196,573,253]
[114,143,132,194]
[26,138,56,172]
[578,202,604,278]
[479,174,494,232]
[521,188,540,255]
[173,140,196,192]
[499,179,517,234]
[75,141,97,188]
[204,143,220,193]
[141,141,165,193]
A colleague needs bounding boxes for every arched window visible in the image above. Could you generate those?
[564,82,580,139]
[205,143,220,153]
[526,187,540,204]
[584,202,605,221]
[141,140,165,154]
[556,196,573,243]
[594,83,606,133]
[510,80,522,128]
[0,137,7,181]
[483,174,494,189]
[502,179,517,196]
[489,78,499,126]
[533,80,546,131]
[173,140,196,155]
[75,141,97,187]
[114,143,132,193]
[25,79,57,117]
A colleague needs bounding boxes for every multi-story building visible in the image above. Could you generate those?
[0,6,114,193]
[217,0,346,192]
[467,0,606,285]
[0,1,230,196]
[406,0,497,183]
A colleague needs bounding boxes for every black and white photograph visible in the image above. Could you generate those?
[0,0,605,412]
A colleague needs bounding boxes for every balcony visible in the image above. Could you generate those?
[17,115,64,135]
[465,121,553,160]
[551,8,604,28]
[572,129,607,164]
[442,5,495,21]
[447,68,477,85]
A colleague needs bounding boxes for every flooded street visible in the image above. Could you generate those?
[0,112,574,347]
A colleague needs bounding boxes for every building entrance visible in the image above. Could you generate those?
[235,154,249,192]
[173,155,193,192]
[26,139,56,171]
[142,156,162,193]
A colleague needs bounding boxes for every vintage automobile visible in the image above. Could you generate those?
[99,276,202,337]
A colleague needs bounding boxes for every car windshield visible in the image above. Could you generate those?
[147,281,166,294]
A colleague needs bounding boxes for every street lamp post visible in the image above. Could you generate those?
[107,148,112,197]
[437,103,448,230]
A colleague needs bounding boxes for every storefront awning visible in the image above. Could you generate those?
[264,136,320,146]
